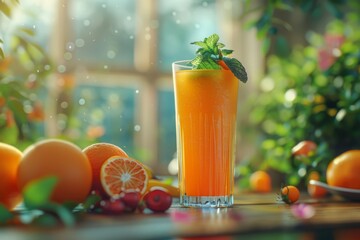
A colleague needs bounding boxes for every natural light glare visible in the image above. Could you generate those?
[285,89,297,102]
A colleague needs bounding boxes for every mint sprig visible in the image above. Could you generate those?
[190,33,248,83]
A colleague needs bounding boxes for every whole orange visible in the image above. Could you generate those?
[249,170,272,193]
[0,142,22,209]
[82,142,128,197]
[17,139,92,204]
[326,150,360,189]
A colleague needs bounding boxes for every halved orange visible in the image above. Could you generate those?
[100,156,149,197]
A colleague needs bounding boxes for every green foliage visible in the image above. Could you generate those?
[190,33,248,83]
[0,1,52,147]
[22,176,76,227]
[23,176,58,208]
[0,204,13,224]
[2,176,102,227]
[245,17,360,186]
[242,0,348,55]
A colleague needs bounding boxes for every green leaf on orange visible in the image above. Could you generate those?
[23,176,58,209]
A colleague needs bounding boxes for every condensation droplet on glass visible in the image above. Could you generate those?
[66,42,75,51]
[134,125,141,132]
[57,65,66,73]
[24,104,32,114]
[126,16,132,21]
[176,19,181,24]
[57,119,67,131]
[32,25,36,29]
[75,38,85,47]
[114,30,119,34]
[104,65,108,69]
[129,35,134,40]
[172,11,177,16]
[107,50,116,59]
[83,20,90,26]
[119,128,122,132]
[135,90,139,94]
[145,27,150,32]
[195,24,200,29]
[44,64,51,71]
[28,74,37,81]
[102,3,106,8]
[64,52,72,60]
[79,98,86,105]
[36,69,40,73]
[60,101,68,109]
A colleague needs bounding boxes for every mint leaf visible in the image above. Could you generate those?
[190,33,248,83]
[223,57,248,83]
[23,176,58,209]
[221,49,233,56]
[191,41,209,50]
[0,204,13,224]
[205,34,219,50]
[191,55,220,70]
[197,58,220,70]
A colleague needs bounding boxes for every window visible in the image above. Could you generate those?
[3,0,261,174]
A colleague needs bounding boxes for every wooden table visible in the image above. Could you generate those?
[1,193,360,240]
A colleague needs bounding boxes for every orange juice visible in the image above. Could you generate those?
[173,62,239,207]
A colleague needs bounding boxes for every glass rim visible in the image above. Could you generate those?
[172,60,193,69]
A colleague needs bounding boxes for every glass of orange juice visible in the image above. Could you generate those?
[172,60,239,207]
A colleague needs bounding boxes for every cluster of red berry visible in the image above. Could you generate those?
[91,189,172,214]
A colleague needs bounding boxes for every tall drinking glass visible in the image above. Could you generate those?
[172,60,239,207]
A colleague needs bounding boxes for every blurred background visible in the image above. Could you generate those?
[1,0,359,189]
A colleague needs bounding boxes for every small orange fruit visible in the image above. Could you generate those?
[326,150,360,189]
[218,60,230,70]
[249,170,272,193]
[0,142,23,210]
[307,171,327,198]
[100,156,149,198]
[291,140,317,157]
[17,139,92,204]
[83,142,128,196]
[281,185,300,204]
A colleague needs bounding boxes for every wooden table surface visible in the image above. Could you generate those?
[1,193,360,240]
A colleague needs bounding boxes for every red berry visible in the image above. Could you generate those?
[121,191,141,212]
[144,190,172,213]
[100,199,125,214]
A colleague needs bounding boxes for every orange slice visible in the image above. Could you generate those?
[100,156,149,197]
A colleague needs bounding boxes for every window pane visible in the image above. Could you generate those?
[158,88,176,164]
[73,84,136,153]
[158,0,219,71]
[70,0,136,68]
